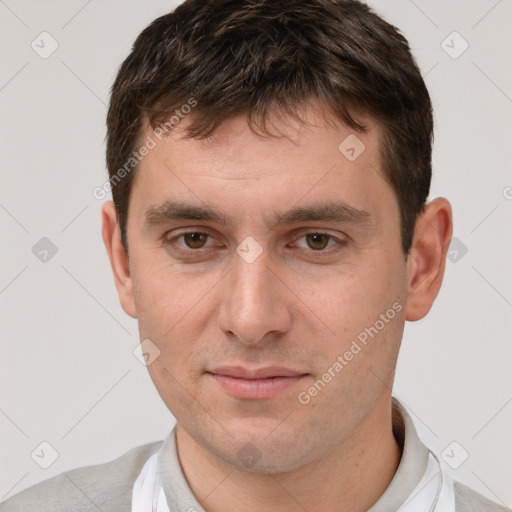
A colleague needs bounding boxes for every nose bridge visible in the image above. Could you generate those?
[217,244,291,345]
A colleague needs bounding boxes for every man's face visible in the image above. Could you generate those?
[124,103,409,472]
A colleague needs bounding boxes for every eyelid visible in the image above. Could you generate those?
[166,229,218,249]
[291,228,346,240]
[290,230,346,252]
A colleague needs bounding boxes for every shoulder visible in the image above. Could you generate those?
[454,480,511,512]
[0,440,162,512]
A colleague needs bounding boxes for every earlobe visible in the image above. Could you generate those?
[405,198,453,322]
[101,201,137,319]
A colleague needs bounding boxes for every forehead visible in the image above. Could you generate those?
[130,103,392,226]
[136,103,383,179]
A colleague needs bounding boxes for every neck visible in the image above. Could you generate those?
[175,395,401,512]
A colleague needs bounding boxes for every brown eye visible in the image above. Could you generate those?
[182,232,209,249]
[293,232,343,254]
[305,233,330,250]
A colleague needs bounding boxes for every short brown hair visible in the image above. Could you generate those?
[106,0,433,256]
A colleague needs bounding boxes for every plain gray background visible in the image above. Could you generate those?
[1,0,511,506]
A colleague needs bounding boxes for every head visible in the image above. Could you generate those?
[102,0,452,473]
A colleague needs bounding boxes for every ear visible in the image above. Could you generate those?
[405,197,453,321]
[101,201,137,318]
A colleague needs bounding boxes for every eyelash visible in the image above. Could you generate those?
[165,230,346,258]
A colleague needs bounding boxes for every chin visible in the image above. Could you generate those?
[205,419,322,474]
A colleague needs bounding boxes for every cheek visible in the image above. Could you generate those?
[298,262,398,337]
[132,258,216,331]
[294,255,406,382]
[134,263,210,407]
[131,264,205,379]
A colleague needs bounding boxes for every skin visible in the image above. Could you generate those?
[102,101,452,512]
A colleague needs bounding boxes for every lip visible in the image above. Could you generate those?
[208,366,308,400]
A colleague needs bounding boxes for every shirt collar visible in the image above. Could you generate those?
[368,397,430,511]
[157,397,430,512]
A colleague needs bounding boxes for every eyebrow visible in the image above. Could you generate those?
[144,200,373,229]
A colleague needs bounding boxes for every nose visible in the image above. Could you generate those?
[217,243,293,346]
